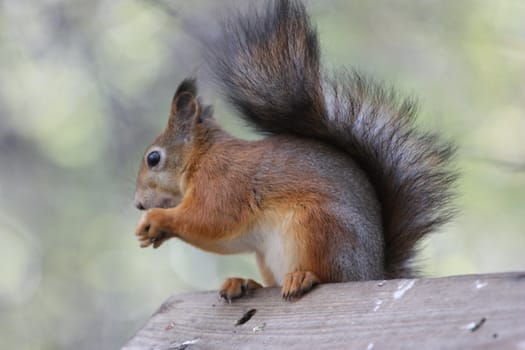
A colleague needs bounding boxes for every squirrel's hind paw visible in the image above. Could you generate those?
[281,271,320,300]
[219,277,262,303]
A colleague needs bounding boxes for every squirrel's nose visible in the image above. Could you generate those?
[135,201,146,210]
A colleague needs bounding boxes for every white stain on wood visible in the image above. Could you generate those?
[475,280,488,289]
[373,299,383,312]
[393,279,415,300]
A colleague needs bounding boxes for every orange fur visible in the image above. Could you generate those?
[135,85,344,298]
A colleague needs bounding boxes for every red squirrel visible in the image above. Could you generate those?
[134,0,456,301]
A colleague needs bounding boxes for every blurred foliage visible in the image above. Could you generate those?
[0,0,524,349]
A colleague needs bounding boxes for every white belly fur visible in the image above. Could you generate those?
[211,210,296,286]
[253,210,296,285]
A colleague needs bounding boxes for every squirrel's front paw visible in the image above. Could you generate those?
[135,209,175,249]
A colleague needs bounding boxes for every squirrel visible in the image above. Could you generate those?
[134,0,456,301]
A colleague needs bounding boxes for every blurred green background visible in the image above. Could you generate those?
[1,0,524,349]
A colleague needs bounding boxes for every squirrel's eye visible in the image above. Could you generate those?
[146,151,161,168]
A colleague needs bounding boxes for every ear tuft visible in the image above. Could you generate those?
[175,78,197,99]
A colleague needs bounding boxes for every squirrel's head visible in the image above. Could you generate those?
[134,79,213,210]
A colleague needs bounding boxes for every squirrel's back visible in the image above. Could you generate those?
[207,0,457,278]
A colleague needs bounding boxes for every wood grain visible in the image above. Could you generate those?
[122,272,525,350]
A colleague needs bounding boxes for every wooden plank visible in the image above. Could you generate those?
[122,272,525,350]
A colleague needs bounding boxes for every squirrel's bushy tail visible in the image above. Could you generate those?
[207,0,456,278]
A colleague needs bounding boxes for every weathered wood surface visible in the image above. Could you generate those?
[123,272,525,350]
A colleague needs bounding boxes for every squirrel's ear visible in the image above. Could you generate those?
[171,78,198,117]
[168,79,200,135]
